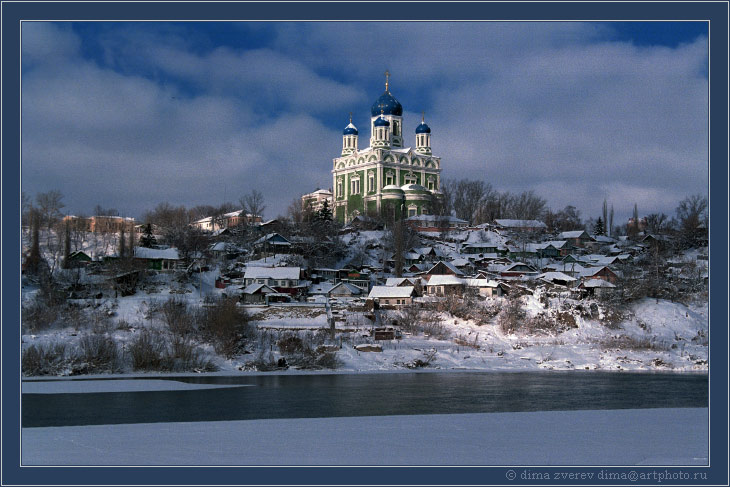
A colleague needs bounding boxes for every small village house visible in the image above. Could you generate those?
[425,275,465,297]
[133,246,181,271]
[558,230,594,248]
[367,286,416,308]
[243,266,302,289]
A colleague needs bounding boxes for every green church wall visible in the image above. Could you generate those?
[366,200,378,215]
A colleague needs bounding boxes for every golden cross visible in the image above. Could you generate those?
[349,112,352,123]
[385,70,390,91]
[422,111,425,123]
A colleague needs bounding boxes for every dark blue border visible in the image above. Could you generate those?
[2,2,727,486]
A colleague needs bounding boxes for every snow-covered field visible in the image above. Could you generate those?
[22,408,708,466]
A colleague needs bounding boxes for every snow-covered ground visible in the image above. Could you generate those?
[21,408,708,466]
[21,294,708,374]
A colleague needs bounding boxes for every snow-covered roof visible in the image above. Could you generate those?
[543,240,570,249]
[593,235,616,243]
[545,262,589,274]
[244,266,300,280]
[463,278,499,288]
[449,258,471,267]
[253,233,291,246]
[537,272,576,282]
[368,286,415,299]
[558,230,590,239]
[134,247,180,260]
[426,275,465,286]
[385,277,418,287]
[578,266,614,278]
[242,283,277,295]
[427,261,465,276]
[308,282,336,295]
[501,262,538,273]
[494,219,547,229]
[330,282,362,295]
[581,279,616,288]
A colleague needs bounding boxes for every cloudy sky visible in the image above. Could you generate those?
[21,21,708,222]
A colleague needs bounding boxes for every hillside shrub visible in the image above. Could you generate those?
[276,332,340,370]
[161,297,197,337]
[21,342,69,376]
[76,333,121,374]
[200,297,252,358]
[498,295,526,334]
[167,335,217,372]
[22,301,60,333]
[128,329,168,371]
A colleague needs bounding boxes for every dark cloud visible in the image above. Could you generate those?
[21,22,708,223]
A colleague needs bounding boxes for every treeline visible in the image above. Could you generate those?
[438,178,708,246]
[439,180,585,232]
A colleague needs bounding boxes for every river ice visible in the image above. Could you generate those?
[21,408,708,466]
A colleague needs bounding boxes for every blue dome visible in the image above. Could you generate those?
[343,122,358,135]
[371,91,403,117]
[415,122,431,134]
[373,116,390,127]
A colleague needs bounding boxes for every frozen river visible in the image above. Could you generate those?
[22,371,708,427]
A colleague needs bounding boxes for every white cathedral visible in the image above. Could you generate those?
[303,72,443,223]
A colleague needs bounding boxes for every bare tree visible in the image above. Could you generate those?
[628,203,640,240]
[644,213,669,234]
[553,205,582,231]
[25,207,42,274]
[444,179,494,223]
[94,205,118,217]
[676,194,708,248]
[21,191,32,228]
[62,220,71,269]
[502,190,546,220]
[36,190,65,230]
[142,202,189,231]
[119,226,126,259]
[287,198,306,224]
[240,190,266,222]
[392,219,405,278]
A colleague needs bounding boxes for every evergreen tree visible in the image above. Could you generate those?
[593,217,605,236]
[139,223,157,248]
[315,200,333,222]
